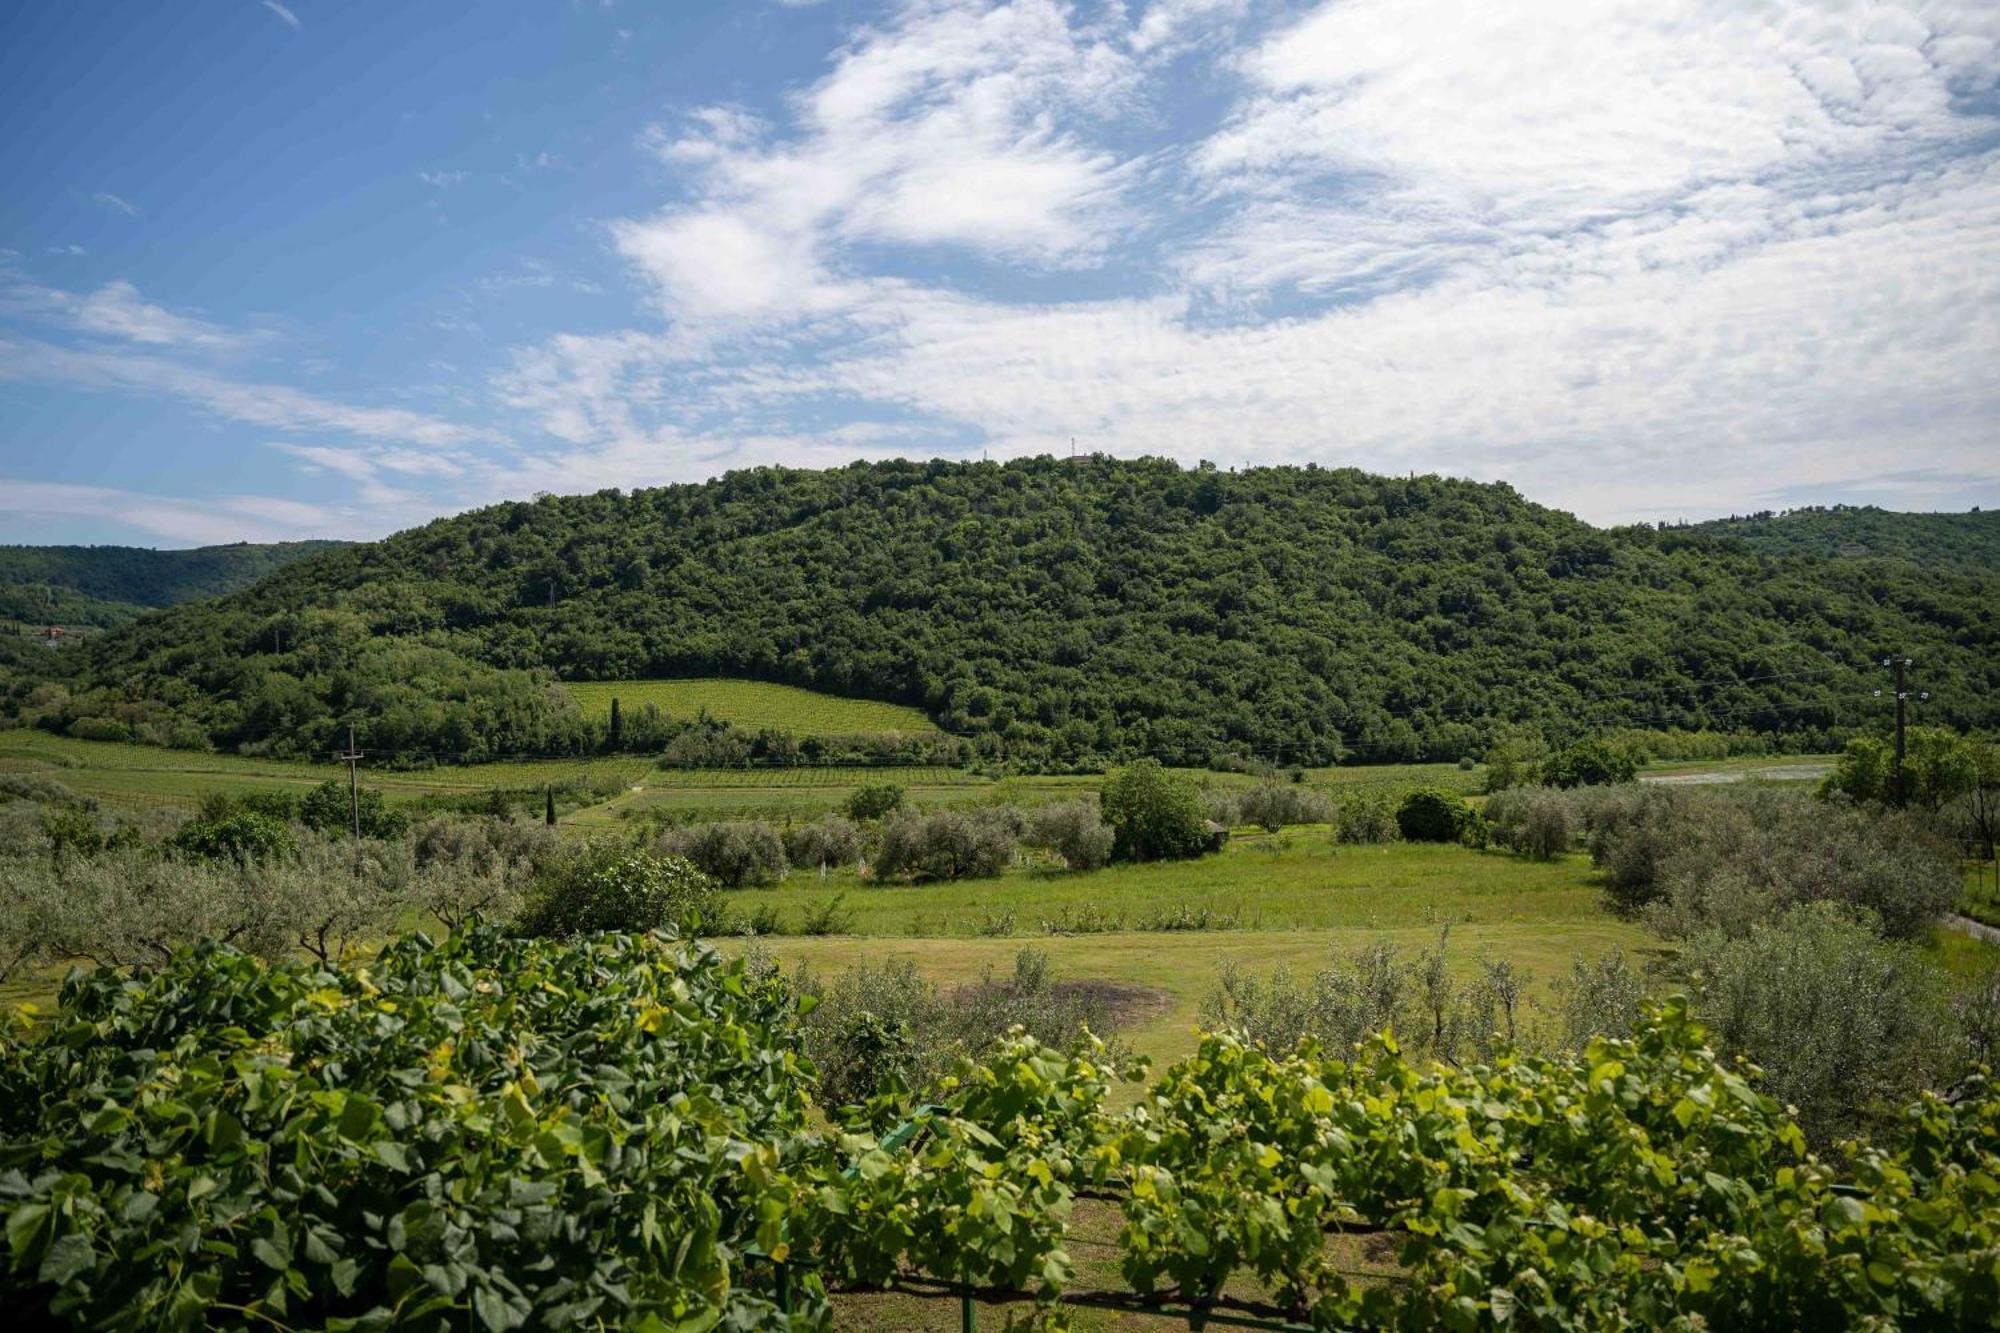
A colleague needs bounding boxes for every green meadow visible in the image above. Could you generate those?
[565,677,939,736]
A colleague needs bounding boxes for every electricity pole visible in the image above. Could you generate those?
[340,723,363,837]
[1880,656,1926,806]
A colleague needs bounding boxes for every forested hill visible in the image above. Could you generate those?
[0,540,351,628]
[6,459,1995,765]
[1684,505,1998,573]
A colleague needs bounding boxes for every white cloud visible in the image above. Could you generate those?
[261,1,301,30]
[91,191,139,218]
[73,281,250,352]
[615,0,1142,331]
[417,169,469,188]
[497,0,2000,523]
[0,479,336,545]
[0,336,485,448]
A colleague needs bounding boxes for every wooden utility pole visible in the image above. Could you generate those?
[340,723,363,837]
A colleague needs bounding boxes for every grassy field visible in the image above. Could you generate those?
[566,678,938,736]
[733,834,1653,1072]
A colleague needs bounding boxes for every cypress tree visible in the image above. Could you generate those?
[609,696,623,750]
[545,787,556,827]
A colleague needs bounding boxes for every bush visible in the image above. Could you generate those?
[0,774,83,807]
[1394,786,1473,843]
[1236,783,1334,832]
[1541,738,1638,789]
[168,810,294,864]
[1591,786,1960,940]
[298,777,408,838]
[660,819,789,887]
[1554,950,1646,1049]
[800,946,1127,1114]
[1027,800,1114,871]
[844,782,906,822]
[1679,905,1956,1142]
[873,807,1015,881]
[784,814,864,871]
[1101,759,1210,862]
[515,844,723,936]
[410,817,556,928]
[1484,786,1578,859]
[1332,792,1399,844]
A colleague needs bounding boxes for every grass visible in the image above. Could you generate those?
[566,678,938,736]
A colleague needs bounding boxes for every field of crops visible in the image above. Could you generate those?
[566,677,939,736]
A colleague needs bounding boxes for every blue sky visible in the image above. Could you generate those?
[3,0,1997,546]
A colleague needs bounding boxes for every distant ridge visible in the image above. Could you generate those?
[3,460,1993,765]
[0,540,351,628]
[1677,505,1997,574]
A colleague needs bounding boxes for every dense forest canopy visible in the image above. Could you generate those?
[1679,504,1999,573]
[0,540,350,628]
[4,459,1994,766]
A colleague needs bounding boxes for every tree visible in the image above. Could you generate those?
[844,783,906,822]
[1821,726,1982,812]
[1100,760,1209,862]
[609,695,623,749]
[1395,786,1474,843]
[1541,739,1637,789]
[299,778,405,839]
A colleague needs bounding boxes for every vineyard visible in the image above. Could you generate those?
[566,679,939,738]
[4,926,1994,1330]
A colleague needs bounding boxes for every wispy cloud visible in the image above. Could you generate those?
[1,335,485,448]
[72,280,255,353]
[0,479,336,545]
[417,169,468,188]
[260,1,301,30]
[91,191,139,218]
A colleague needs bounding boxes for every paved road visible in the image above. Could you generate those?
[1946,914,2000,946]
[1641,763,1831,786]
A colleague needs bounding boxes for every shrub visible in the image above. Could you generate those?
[1027,800,1114,870]
[660,819,788,887]
[168,810,294,864]
[1237,783,1334,832]
[1678,905,1956,1142]
[1483,786,1578,859]
[0,774,82,807]
[1554,950,1646,1049]
[1541,738,1638,789]
[1332,792,1399,844]
[873,807,1015,881]
[1597,787,1961,940]
[1394,786,1473,843]
[298,777,408,838]
[800,946,1126,1114]
[409,817,555,928]
[844,782,906,822]
[785,814,864,871]
[515,844,723,936]
[1101,759,1210,862]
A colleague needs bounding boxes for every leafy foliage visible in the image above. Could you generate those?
[0,927,823,1330]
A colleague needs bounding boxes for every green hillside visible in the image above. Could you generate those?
[1682,505,1998,573]
[0,540,350,627]
[3,458,1994,764]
